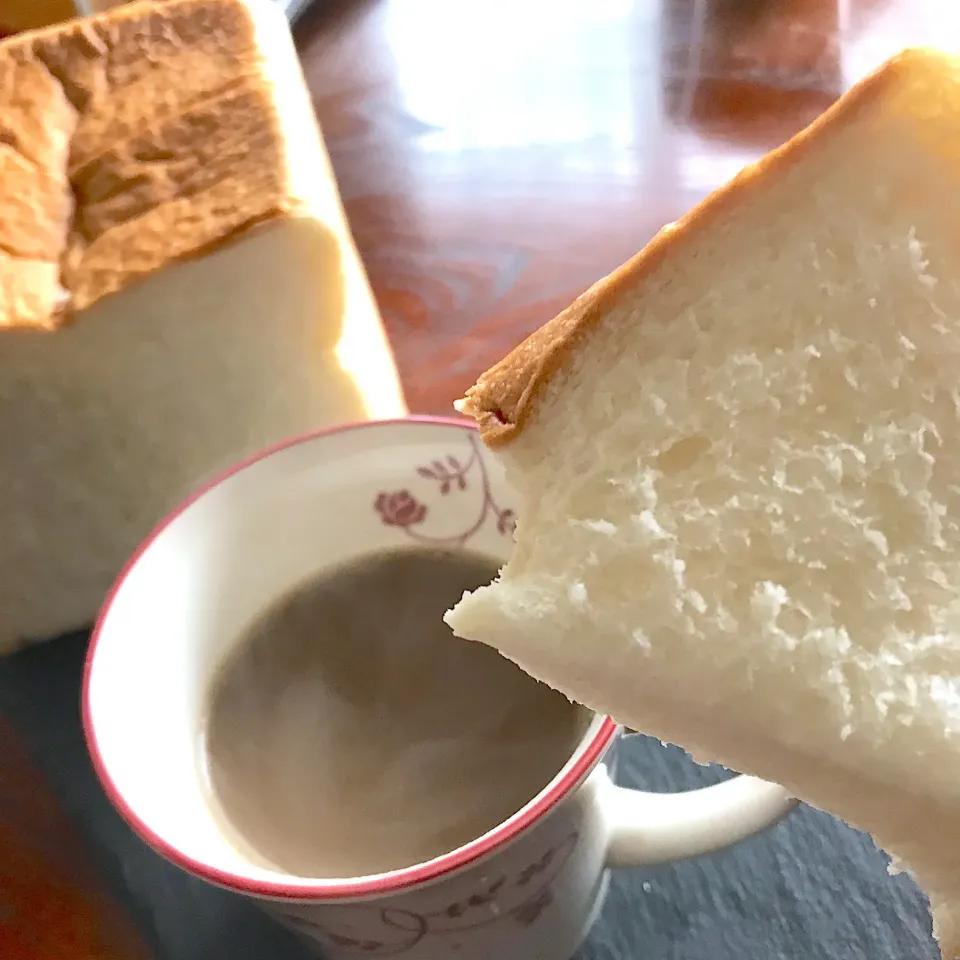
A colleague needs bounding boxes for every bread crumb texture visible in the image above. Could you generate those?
[0,0,298,329]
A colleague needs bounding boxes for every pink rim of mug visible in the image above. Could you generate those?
[81,415,619,901]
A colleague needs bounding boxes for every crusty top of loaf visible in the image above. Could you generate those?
[458,48,955,447]
[0,0,307,329]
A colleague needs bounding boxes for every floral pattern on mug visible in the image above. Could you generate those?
[374,433,516,548]
[375,491,427,528]
[272,831,579,956]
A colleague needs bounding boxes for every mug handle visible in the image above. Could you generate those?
[598,767,797,867]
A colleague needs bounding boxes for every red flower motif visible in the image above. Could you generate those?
[497,509,517,536]
[375,490,427,527]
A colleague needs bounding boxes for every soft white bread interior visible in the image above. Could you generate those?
[446,48,960,958]
[0,0,406,653]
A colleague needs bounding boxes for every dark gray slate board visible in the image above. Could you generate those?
[0,630,939,960]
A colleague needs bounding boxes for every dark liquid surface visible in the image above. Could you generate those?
[201,548,586,878]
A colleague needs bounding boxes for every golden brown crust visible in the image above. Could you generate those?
[0,0,300,329]
[460,48,948,447]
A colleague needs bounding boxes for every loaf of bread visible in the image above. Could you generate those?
[0,0,406,653]
[446,48,960,958]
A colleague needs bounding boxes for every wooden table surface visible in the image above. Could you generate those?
[293,0,954,416]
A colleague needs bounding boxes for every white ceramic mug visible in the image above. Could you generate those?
[83,417,796,960]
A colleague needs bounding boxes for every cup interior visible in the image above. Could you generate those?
[84,418,609,891]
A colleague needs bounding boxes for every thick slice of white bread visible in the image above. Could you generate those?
[446,48,960,958]
[0,0,406,653]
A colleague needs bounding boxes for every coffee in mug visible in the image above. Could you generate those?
[200,546,589,878]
